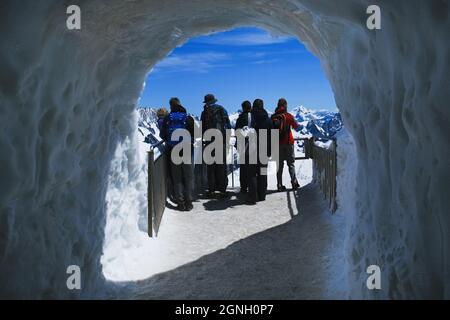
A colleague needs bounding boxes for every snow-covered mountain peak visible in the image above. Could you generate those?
[137,105,343,145]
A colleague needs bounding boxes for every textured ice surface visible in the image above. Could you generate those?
[0,0,449,298]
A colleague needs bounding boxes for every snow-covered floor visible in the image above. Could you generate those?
[109,159,347,299]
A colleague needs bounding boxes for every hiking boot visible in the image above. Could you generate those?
[277,184,287,192]
[185,202,194,211]
[218,191,229,199]
[177,202,186,211]
[292,180,300,190]
[204,191,214,199]
[246,199,257,205]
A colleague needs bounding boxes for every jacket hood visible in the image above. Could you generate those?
[251,107,269,123]
[275,105,287,114]
[204,103,221,109]
[252,107,268,116]
[171,105,187,113]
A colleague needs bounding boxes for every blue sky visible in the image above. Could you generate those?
[139,27,336,115]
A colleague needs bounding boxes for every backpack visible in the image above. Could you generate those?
[236,113,257,162]
[272,113,290,141]
[204,105,225,131]
[167,112,187,146]
[243,113,257,156]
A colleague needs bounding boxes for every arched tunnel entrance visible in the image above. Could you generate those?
[100,26,344,291]
[0,0,448,299]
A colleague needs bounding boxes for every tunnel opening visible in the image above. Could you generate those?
[100,26,345,286]
[0,0,448,299]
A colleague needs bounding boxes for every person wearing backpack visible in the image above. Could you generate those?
[200,94,231,198]
[234,100,253,194]
[160,98,195,211]
[245,99,273,204]
[271,98,300,192]
[156,107,169,131]
[155,107,176,202]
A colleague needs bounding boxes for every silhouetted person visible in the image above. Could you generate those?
[234,100,252,194]
[156,107,169,131]
[156,107,174,202]
[271,98,300,191]
[245,99,273,204]
[200,94,231,198]
[160,98,195,211]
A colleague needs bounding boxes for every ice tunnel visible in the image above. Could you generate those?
[0,0,449,299]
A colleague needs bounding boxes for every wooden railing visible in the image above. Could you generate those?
[147,141,208,237]
[148,135,338,237]
[228,136,336,215]
[147,141,167,237]
[311,138,337,213]
[294,137,313,160]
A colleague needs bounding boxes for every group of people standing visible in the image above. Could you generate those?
[157,94,300,211]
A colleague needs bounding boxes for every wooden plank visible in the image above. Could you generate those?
[332,139,338,213]
[147,150,154,238]
[152,151,168,236]
[310,138,339,214]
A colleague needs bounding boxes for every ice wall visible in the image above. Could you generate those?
[0,0,448,299]
[101,110,150,281]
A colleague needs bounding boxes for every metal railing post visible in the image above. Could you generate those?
[307,136,338,214]
[331,138,338,213]
[231,144,235,188]
[147,148,154,238]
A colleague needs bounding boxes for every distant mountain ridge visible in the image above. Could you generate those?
[291,106,343,139]
[137,106,343,145]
